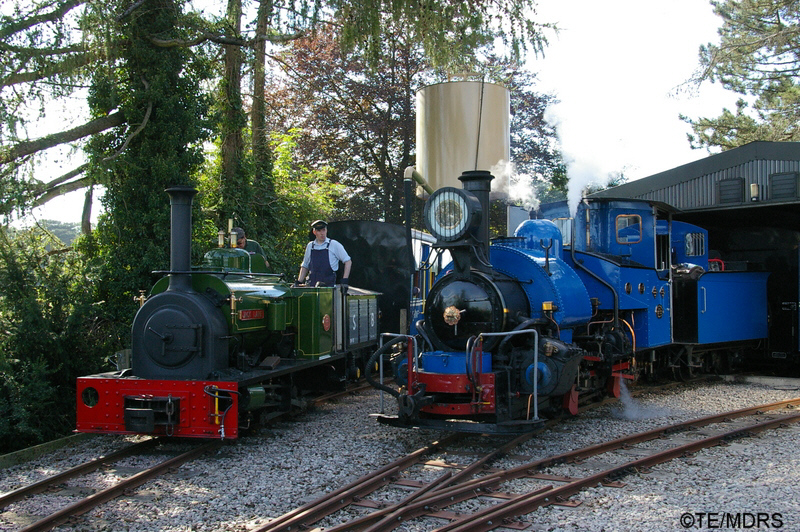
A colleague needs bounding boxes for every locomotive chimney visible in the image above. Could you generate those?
[165,186,198,293]
[459,170,494,252]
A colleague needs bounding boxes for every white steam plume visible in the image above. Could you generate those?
[546,103,621,217]
[491,159,540,213]
[564,154,603,217]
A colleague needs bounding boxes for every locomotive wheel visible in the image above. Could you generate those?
[672,346,696,381]
[562,385,579,415]
[709,351,731,375]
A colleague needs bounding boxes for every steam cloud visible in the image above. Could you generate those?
[490,159,540,213]
[545,103,619,217]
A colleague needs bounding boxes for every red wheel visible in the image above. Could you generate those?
[562,385,579,415]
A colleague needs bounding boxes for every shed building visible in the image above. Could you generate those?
[590,141,800,364]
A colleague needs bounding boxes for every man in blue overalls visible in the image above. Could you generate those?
[296,220,352,290]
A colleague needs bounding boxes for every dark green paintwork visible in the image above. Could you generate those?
[149,274,345,359]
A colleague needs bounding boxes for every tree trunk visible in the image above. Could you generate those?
[221,0,243,188]
[81,185,93,235]
[0,111,125,165]
[251,0,273,195]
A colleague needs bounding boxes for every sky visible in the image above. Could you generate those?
[26,0,736,225]
[530,0,737,213]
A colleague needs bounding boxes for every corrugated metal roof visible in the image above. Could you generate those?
[590,141,800,211]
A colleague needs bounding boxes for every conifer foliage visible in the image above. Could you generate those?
[685,0,800,149]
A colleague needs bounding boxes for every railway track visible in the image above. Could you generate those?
[256,396,800,532]
[3,378,790,531]
[0,381,379,531]
[0,439,220,532]
[311,382,377,405]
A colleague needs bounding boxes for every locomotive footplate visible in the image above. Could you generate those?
[76,375,240,439]
[374,414,547,434]
[213,352,351,387]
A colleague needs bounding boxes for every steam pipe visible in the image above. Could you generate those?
[404,166,434,196]
[403,175,415,301]
[165,186,198,293]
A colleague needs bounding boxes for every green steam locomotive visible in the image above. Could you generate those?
[76,186,379,439]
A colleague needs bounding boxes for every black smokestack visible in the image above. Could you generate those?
[459,170,494,253]
[165,186,198,292]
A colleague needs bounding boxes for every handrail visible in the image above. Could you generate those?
[377,333,418,413]
[472,329,540,420]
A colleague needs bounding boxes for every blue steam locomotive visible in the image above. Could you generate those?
[369,170,769,433]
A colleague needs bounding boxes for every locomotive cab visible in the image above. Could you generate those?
[543,197,769,378]
[203,246,269,274]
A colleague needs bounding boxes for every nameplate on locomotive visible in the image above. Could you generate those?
[239,309,265,320]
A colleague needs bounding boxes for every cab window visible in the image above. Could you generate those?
[684,232,705,257]
[554,218,572,246]
[616,215,641,244]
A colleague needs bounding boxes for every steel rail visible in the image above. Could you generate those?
[311,377,670,530]
[18,440,221,532]
[435,407,800,531]
[0,438,158,509]
[258,384,789,532]
[311,382,382,406]
[348,397,800,532]
[413,396,800,499]
[253,434,460,532]
[321,427,554,532]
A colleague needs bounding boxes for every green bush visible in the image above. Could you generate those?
[0,227,118,453]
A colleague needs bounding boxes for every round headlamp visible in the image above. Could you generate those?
[424,187,482,242]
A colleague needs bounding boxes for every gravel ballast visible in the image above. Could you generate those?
[1,377,799,531]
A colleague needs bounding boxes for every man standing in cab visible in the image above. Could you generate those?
[296,220,352,290]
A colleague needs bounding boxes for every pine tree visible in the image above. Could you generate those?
[684,0,800,149]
